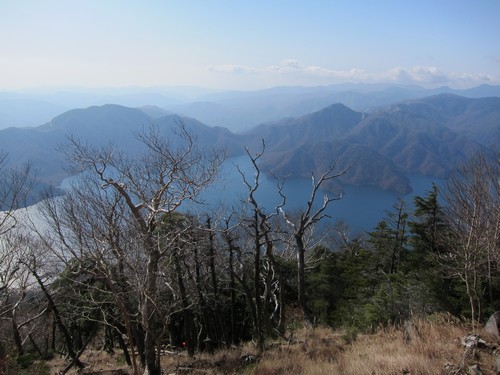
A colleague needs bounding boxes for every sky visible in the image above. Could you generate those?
[1,0,499,91]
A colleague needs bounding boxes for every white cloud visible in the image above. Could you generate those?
[207,64,258,74]
[264,60,366,79]
[384,66,449,85]
[382,66,496,88]
[208,60,499,88]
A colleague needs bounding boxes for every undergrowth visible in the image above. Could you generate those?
[38,313,499,374]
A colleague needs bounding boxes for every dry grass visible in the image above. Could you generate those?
[249,314,499,375]
[246,326,344,375]
[44,314,500,374]
[159,344,257,374]
[332,317,466,375]
[44,349,130,375]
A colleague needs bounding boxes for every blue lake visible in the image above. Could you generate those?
[197,156,445,233]
[59,155,445,233]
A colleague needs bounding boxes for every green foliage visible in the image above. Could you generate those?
[305,246,342,325]
[406,184,473,318]
[342,325,359,344]
[407,184,446,268]
[326,246,378,328]
[368,200,409,275]
[16,353,38,369]
[0,350,50,375]
[115,354,128,366]
[318,191,455,332]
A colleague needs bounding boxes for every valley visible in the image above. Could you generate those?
[2,85,496,231]
[0,87,497,204]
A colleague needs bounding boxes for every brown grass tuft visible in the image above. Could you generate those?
[46,314,500,374]
[249,314,498,375]
[331,314,497,375]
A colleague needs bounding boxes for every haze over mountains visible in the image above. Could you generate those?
[0,84,498,202]
[2,84,500,131]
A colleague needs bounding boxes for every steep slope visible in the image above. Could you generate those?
[38,104,153,149]
[398,94,500,146]
[261,140,411,194]
[0,105,239,186]
[153,114,242,155]
[344,106,481,177]
[241,104,411,193]
[241,94,495,193]
[244,103,363,151]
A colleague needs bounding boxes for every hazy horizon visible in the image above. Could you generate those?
[1,1,499,91]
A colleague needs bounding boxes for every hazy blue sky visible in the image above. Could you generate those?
[1,0,499,90]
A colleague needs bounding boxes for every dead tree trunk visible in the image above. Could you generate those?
[280,162,348,324]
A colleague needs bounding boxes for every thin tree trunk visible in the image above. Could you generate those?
[12,314,24,356]
[174,249,196,356]
[143,249,161,375]
[29,266,84,369]
[224,228,238,345]
[295,233,308,322]
[465,270,477,330]
[253,217,264,352]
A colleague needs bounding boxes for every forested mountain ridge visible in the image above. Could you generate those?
[242,104,411,193]
[241,94,494,193]
[0,94,497,195]
[394,94,500,146]
[0,104,241,186]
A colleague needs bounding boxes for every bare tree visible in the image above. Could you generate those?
[0,151,37,364]
[49,124,224,375]
[439,152,499,328]
[280,161,348,322]
[220,212,242,345]
[0,233,34,356]
[0,151,35,235]
[33,176,143,374]
[236,141,286,351]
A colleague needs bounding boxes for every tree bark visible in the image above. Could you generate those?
[29,266,84,369]
[295,233,308,322]
[143,248,161,375]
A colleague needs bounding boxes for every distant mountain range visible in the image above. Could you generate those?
[2,83,500,131]
[169,83,500,131]
[242,94,498,193]
[0,92,498,197]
